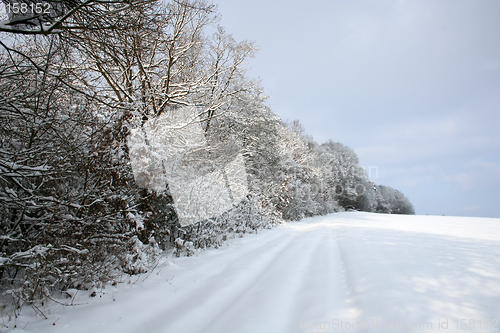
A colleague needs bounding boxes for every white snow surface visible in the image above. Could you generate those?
[4,212,500,333]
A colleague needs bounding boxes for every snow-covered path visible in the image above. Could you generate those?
[5,212,500,332]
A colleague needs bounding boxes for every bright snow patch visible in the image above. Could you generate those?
[3,212,500,332]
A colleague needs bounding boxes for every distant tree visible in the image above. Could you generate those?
[390,189,415,214]
[319,140,363,210]
[373,185,414,215]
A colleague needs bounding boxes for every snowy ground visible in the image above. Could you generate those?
[3,212,500,333]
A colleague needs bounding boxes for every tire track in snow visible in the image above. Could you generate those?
[200,222,339,333]
[142,220,355,333]
[334,224,363,323]
[139,226,313,333]
[287,221,361,333]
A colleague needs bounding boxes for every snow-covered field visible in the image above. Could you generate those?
[3,212,500,333]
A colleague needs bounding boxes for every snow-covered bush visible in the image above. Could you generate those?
[0,38,155,313]
[168,196,282,256]
[121,236,161,275]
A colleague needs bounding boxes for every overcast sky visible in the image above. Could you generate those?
[215,0,500,218]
